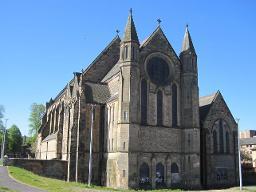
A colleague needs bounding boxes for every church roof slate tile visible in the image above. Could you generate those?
[84,82,110,104]
[101,62,120,82]
[49,36,120,105]
[42,133,57,142]
[199,92,218,107]
[82,35,121,82]
[199,92,218,122]
[240,137,256,146]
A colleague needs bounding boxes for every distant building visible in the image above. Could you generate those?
[240,132,256,168]
[240,130,256,139]
[36,11,238,189]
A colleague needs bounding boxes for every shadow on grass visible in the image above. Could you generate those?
[0,186,17,192]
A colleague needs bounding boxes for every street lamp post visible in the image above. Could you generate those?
[236,118,242,191]
[88,104,95,186]
[1,119,8,162]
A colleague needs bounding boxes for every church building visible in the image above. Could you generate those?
[36,10,239,189]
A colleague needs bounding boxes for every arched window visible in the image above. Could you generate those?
[171,163,179,173]
[156,162,165,184]
[139,162,149,180]
[212,119,230,154]
[226,131,230,153]
[157,90,163,126]
[213,130,218,153]
[172,83,178,127]
[219,120,224,153]
[141,79,147,125]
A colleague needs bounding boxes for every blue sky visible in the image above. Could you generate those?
[0,1,255,135]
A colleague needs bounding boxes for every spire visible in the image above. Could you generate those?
[181,25,195,53]
[123,8,139,43]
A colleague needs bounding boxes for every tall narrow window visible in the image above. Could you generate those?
[112,104,115,126]
[156,162,165,186]
[122,48,125,60]
[219,120,224,153]
[112,138,114,151]
[139,163,149,181]
[171,163,179,173]
[108,107,111,128]
[157,90,163,126]
[172,83,178,127]
[123,142,126,150]
[141,79,147,125]
[188,156,191,169]
[226,131,230,153]
[132,46,135,60]
[213,130,218,153]
[125,45,128,59]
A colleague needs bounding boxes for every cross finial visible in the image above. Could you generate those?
[157,18,162,26]
[129,8,132,15]
[116,29,120,36]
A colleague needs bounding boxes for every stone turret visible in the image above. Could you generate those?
[116,9,140,188]
[180,25,201,188]
[118,9,140,124]
[180,25,199,128]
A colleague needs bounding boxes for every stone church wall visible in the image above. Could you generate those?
[201,94,238,188]
[6,158,67,180]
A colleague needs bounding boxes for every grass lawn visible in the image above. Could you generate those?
[6,166,256,192]
[7,166,183,192]
[8,166,120,192]
[0,186,17,192]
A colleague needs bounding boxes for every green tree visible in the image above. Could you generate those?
[241,149,252,162]
[7,125,22,154]
[28,103,45,139]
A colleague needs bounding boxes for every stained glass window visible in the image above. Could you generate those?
[147,57,170,86]
[141,79,147,125]
[157,90,163,126]
[172,84,178,127]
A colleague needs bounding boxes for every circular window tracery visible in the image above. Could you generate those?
[146,57,170,86]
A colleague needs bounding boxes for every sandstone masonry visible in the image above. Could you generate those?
[36,11,238,189]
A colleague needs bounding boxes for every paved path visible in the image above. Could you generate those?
[0,166,46,192]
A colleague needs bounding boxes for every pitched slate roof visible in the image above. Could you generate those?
[199,92,217,107]
[49,36,120,105]
[82,36,121,82]
[43,133,57,142]
[101,62,120,82]
[84,82,110,104]
[199,92,218,122]
[240,137,256,146]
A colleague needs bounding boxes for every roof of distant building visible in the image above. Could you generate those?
[240,137,256,145]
